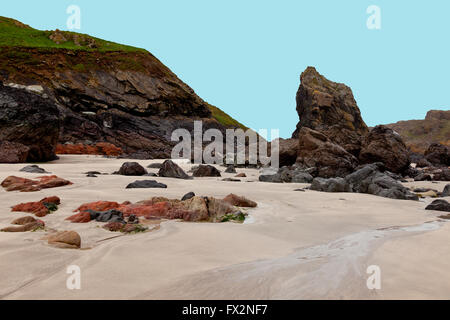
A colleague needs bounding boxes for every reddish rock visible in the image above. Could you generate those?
[223,194,257,208]
[74,201,121,213]
[66,212,91,223]
[11,196,60,217]
[1,175,72,192]
[0,141,30,163]
[235,173,246,178]
[56,142,123,156]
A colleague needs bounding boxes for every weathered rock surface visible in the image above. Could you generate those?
[223,194,257,208]
[277,138,299,167]
[292,67,368,156]
[311,163,418,200]
[386,110,450,154]
[67,195,248,224]
[56,142,123,156]
[11,196,60,217]
[1,219,45,232]
[443,184,450,197]
[117,162,147,176]
[225,165,236,174]
[0,141,29,163]
[1,175,72,192]
[425,199,450,212]
[359,125,410,174]
[296,127,358,178]
[20,165,50,174]
[192,165,221,177]
[0,83,60,162]
[425,143,450,167]
[45,231,81,249]
[158,160,191,179]
[126,180,167,189]
[181,192,195,201]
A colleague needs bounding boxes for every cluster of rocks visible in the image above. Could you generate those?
[66,193,257,224]
[113,160,246,188]
[260,67,449,201]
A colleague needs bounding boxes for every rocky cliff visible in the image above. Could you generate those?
[386,110,450,154]
[0,17,247,159]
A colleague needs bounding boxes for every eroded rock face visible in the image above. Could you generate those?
[0,47,245,159]
[223,194,257,208]
[359,125,411,174]
[296,127,358,178]
[56,142,123,156]
[0,141,29,163]
[292,67,368,156]
[0,83,60,162]
[425,143,450,167]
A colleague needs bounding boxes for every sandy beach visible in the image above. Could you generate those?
[0,155,448,300]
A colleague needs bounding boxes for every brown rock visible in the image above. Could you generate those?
[11,216,37,225]
[11,196,60,217]
[292,67,368,156]
[235,173,246,178]
[276,138,299,167]
[56,142,123,156]
[223,194,257,207]
[296,127,358,178]
[46,231,81,249]
[0,141,30,163]
[1,175,72,192]
[425,143,450,167]
[1,220,44,232]
[359,125,410,174]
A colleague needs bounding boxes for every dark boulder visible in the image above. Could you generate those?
[425,199,450,212]
[425,143,450,167]
[192,165,221,177]
[433,168,450,181]
[296,127,358,178]
[359,125,410,174]
[20,165,49,174]
[158,160,191,179]
[310,177,351,193]
[442,184,450,197]
[118,162,147,176]
[225,165,237,174]
[181,192,195,201]
[126,180,167,189]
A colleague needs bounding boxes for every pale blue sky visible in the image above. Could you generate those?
[2,0,449,137]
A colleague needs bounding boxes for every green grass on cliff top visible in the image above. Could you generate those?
[0,16,247,129]
[0,16,145,52]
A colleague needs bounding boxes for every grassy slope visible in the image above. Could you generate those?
[0,16,247,129]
